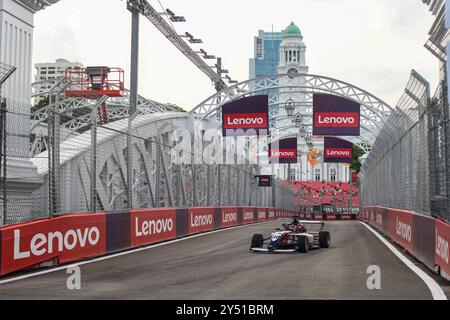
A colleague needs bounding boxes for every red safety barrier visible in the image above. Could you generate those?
[220,207,239,228]
[130,209,176,247]
[435,220,450,277]
[242,207,255,224]
[361,206,450,279]
[256,208,268,222]
[0,206,372,277]
[0,213,106,276]
[268,209,276,221]
[388,209,414,254]
[187,208,215,235]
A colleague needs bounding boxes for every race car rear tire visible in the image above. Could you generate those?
[251,234,264,249]
[319,231,331,248]
[297,236,309,253]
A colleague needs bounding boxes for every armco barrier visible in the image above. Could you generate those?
[0,213,107,276]
[0,207,296,277]
[361,206,450,279]
[435,220,450,277]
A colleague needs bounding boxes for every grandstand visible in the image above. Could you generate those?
[291,181,359,212]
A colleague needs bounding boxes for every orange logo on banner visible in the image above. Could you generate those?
[307,149,319,166]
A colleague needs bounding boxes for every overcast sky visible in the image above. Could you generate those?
[33,0,437,111]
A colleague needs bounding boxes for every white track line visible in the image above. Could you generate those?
[0,221,274,285]
[359,221,447,301]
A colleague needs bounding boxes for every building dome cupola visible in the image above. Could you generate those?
[282,22,302,38]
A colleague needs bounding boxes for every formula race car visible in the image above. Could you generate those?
[250,219,331,253]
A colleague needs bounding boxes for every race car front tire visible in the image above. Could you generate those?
[297,236,309,253]
[319,231,331,248]
[251,234,264,249]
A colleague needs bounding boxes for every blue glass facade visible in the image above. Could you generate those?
[250,31,282,78]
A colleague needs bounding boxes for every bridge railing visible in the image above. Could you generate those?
[0,105,299,226]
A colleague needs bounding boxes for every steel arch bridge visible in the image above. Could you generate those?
[190,74,394,153]
[30,112,291,217]
[28,74,392,217]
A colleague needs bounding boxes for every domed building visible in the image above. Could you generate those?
[277,22,309,75]
[249,22,352,184]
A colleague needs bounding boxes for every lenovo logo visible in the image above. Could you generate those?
[223,113,268,129]
[315,112,359,128]
[325,148,352,158]
[223,212,237,223]
[14,227,100,260]
[258,211,266,219]
[396,218,412,243]
[135,217,174,237]
[270,150,296,158]
[436,234,449,264]
[243,211,254,221]
[191,214,213,227]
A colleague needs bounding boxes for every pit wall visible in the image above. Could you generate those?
[361,207,450,280]
[0,207,299,277]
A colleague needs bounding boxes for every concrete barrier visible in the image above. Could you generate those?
[361,206,450,280]
[0,207,298,277]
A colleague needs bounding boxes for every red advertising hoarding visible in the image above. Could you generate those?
[313,94,361,136]
[435,220,450,276]
[222,95,269,136]
[269,138,298,164]
[131,209,177,247]
[0,214,106,276]
[323,137,353,163]
[388,209,414,254]
[221,207,239,228]
[242,208,255,224]
[257,208,267,222]
[188,208,215,235]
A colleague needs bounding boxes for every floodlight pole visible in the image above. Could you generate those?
[128,1,141,209]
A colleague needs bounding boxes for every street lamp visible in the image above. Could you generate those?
[197,49,216,59]
[225,75,238,84]
[182,32,203,44]
[299,126,307,138]
[285,99,295,117]
[293,112,303,128]
[165,9,186,22]
[304,133,312,142]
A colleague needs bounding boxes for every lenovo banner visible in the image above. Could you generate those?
[435,220,450,276]
[388,209,414,254]
[323,137,353,163]
[222,95,269,136]
[220,207,239,228]
[269,138,298,164]
[0,214,106,276]
[257,175,272,187]
[131,209,177,247]
[313,94,360,136]
[188,208,215,235]
[242,208,255,224]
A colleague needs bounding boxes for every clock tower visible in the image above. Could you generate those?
[277,22,308,75]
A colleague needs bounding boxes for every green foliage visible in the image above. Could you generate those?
[166,103,187,113]
[31,96,50,113]
[350,144,365,173]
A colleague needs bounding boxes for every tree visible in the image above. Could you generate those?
[31,96,49,113]
[166,103,187,113]
[350,145,365,173]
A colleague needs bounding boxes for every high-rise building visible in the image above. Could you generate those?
[35,58,84,82]
[249,30,282,78]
